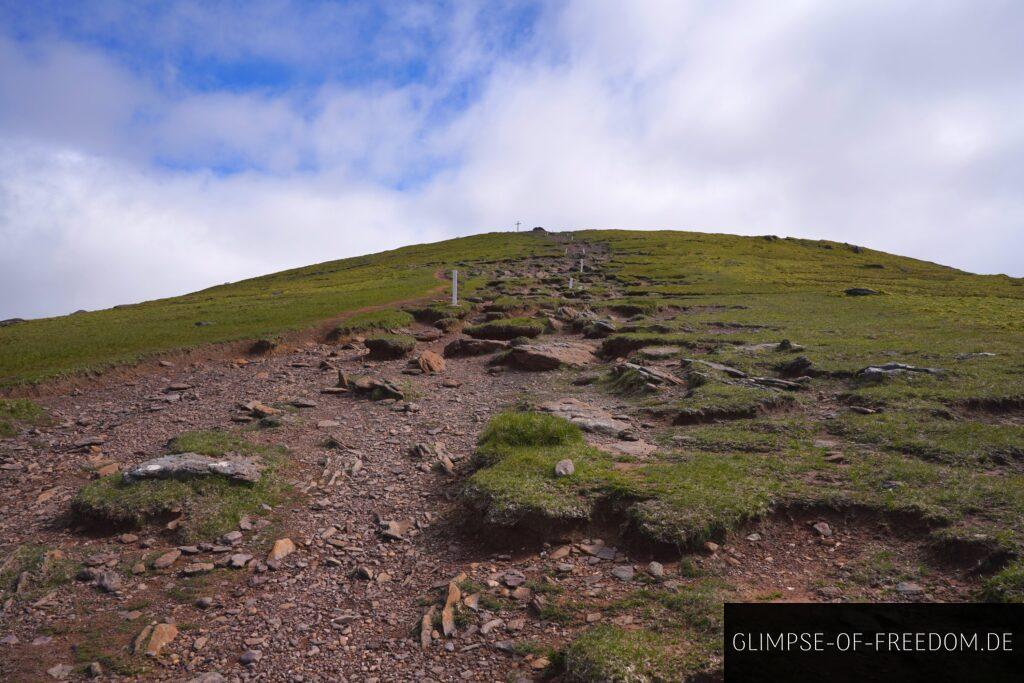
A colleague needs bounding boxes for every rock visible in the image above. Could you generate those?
[268,538,295,561]
[506,341,596,370]
[414,329,442,342]
[443,337,509,358]
[290,398,317,408]
[409,443,436,459]
[502,570,526,588]
[615,361,686,385]
[548,545,571,560]
[145,623,178,656]
[856,362,943,383]
[776,355,814,378]
[96,571,122,593]
[704,541,720,553]
[239,649,262,665]
[539,398,630,435]
[365,335,416,359]
[221,531,243,544]
[188,674,224,683]
[228,553,252,569]
[554,459,575,477]
[442,582,461,637]
[611,565,635,581]
[123,453,263,484]
[245,401,281,418]
[86,662,103,677]
[480,618,503,635]
[845,287,881,296]
[896,581,924,596]
[416,350,446,374]
[47,664,73,679]
[195,597,214,609]
[746,533,762,542]
[812,522,832,537]
[153,549,181,569]
[380,518,413,540]
[420,605,436,649]
[647,561,664,578]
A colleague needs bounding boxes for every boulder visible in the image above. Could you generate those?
[442,337,509,358]
[506,341,596,370]
[554,459,575,477]
[844,287,881,296]
[123,453,263,484]
[365,334,416,360]
[415,350,446,374]
[268,538,295,561]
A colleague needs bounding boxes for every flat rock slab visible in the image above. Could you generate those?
[123,453,263,484]
[539,398,630,436]
[506,341,596,370]
[443,337,509,358]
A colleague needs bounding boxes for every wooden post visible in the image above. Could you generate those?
[451,270,458,306]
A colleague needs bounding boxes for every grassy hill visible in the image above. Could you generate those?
[1,229,1021,389]
[0,232,560,387]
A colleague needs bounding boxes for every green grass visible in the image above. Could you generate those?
[0,398,48,436]
[464,411,819,544]
[982,560,1024,603]
[0,544,77,598]
[672,381,795,423]
[563,626,685,682]
[330,309,413,337]
[464,413,623,527]
[829,411,1024,466]
[72,430,290,541]
[0,232,560,386]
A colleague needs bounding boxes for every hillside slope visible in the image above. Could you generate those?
[1,228,1023,680]
[2,229,1021,388]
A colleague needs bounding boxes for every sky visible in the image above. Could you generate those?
[1,1,1022,320]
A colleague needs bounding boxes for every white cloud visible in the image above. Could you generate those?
[1,0,1022,319]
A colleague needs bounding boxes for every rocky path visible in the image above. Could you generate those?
[0,238,980,682]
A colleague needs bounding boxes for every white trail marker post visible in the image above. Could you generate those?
[451,270,458,306]
[569,277,574,290]
[579,259,584,273]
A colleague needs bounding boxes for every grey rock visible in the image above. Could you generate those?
[554,459,575,477]
[812,522,832,537]
[123,453,263,484]
[611,565,635,581]
[896,581,924,596]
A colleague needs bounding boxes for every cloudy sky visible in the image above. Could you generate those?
[1,1,1022,319]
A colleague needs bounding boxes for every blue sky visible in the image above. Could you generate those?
[1,1,1023,318]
